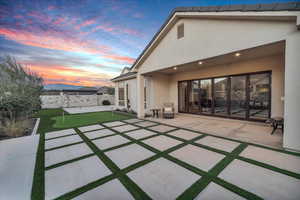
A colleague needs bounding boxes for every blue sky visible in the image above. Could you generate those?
[0,0,298,86]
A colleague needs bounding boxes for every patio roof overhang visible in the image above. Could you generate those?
[142,41,285,76]
[131,5,300,72]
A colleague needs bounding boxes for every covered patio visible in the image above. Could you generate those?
[147,113,283,149]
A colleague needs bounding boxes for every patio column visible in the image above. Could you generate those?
[115,83,119,107]
[137,73,145,118]
[283,33,300,151]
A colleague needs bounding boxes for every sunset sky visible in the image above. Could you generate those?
[0,0,294,87]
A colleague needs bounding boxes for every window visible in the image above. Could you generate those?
[177,23,184,39]
[118,82,125,106]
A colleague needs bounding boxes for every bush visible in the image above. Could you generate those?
[102,100,111,105]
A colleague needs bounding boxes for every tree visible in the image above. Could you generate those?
[0,56,43,124]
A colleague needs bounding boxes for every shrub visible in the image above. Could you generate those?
[102,100,111,105]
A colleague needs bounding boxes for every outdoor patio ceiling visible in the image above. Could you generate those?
[148,41,285,75]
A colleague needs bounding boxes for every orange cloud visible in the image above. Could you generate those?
[28,64,113,86]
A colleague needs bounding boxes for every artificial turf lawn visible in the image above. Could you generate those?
[32,111,300,200]
[52,111,132,129]
[34,109,132,133]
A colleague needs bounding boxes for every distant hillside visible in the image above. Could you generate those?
[43,84,83,90]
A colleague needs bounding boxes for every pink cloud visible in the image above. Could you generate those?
[0,27,134,64]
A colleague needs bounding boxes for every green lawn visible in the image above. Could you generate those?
[52,111,132,129]
[34,109,132,133]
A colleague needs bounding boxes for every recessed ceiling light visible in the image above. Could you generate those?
[198,61,203,65]
[173,67,177,70]
[235,53,241,57]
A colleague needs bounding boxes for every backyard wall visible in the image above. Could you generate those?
[40,93,115,109]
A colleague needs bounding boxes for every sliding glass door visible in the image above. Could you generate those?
[200,79,213,114]
[178,71,271,121]
[214,77,228,116]
[230,75,246,118]
[249,73,270,120]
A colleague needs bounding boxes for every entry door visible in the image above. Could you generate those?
[178,81,188,112]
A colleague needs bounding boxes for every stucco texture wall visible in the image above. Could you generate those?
[41,94,115,109]
[138,18,296,74]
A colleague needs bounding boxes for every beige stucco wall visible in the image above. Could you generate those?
[139,18,296,74]
[167,54,285,117]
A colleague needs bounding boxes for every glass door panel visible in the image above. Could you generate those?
[249,73,270,120]
[189,80,200,113]
[178,81,188,112]
[230,75,246,118]
[214,77,228,116]
[200,79,213,114]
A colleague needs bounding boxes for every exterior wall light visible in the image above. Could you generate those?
[235,53,241,57]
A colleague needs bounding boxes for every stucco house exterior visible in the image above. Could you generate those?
[111,2,300,151]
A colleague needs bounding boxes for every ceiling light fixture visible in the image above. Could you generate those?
[198,61,203,65]
[235,52,241,57]
[173,67,177,70]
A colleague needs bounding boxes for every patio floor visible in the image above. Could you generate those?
[148,113,283,149]
[29,118,300,199]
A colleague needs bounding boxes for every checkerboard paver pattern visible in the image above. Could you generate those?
[39,119,300,200]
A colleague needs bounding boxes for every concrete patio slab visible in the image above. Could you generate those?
[196,136,240,152]
[78,124,104,132]
[105,144,155,169]
[170,145,225,171]
[135,121,158,127]
[240,145,300,174]
[45,156,111,200]
[84,129,115,139]
[45,129,76,139]
[219,160,300,200]
[74,179,134,200]
[124,118,144,123]
[167,129,201,140]
[142,135,182,151]
[124,129,157,140]
[149,125,177,133]
[111,124,139,133]
[45,135,82,150]
[64,106,115,114]
[45,143,93,167]
[128,158,200,200]
[92,135,130,150]
[103,121,126,127]
[195,182,245,200]
[0,135,40,200]
[148,114,283,149]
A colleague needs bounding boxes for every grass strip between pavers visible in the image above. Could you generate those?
[31,131,45,200]
[32,115,300,200]
[45,153,95,171]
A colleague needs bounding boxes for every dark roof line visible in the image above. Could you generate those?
[129,2,300,70]
[111,71,137,81]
